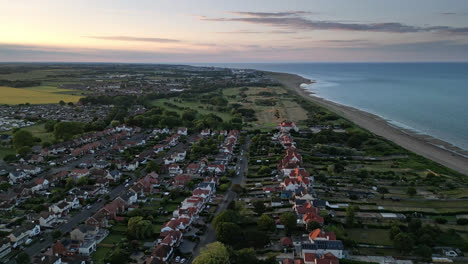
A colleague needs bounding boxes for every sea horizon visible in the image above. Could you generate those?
[191,62,468,153]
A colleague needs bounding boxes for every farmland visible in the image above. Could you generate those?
[0,85,82,105]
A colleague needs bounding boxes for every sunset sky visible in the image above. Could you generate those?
[1,0,468,62]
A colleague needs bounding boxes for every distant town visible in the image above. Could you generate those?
[0,63,467,264]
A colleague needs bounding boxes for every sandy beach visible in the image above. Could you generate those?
[266,71,468,175]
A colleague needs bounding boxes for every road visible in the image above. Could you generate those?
[23,135,194,258]
[191,135,250,259]
[24,179,133,257]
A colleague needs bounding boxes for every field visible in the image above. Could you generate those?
[20,123,55,143]
[225,86,308,128]
[346,228,393,246]
[151,98,233,121]
[0,85,82,105]
[0,147,15,159]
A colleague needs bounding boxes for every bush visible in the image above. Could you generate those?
[434,217,448,224]
[457,218,468,225]
[219,183,229,192]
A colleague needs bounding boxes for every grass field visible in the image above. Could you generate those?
[92,247,111,264]
[347,228,393,246]
[224,86,308,127]
[0,86,82,105]
[0,147,15,159]
[19,124,55,143]
[151,98,233,121]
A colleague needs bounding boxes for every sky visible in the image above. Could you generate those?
[1,0,468,63]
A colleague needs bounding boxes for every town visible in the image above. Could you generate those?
[0,64,467,264]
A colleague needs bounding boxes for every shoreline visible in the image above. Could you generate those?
[266,71,468,175]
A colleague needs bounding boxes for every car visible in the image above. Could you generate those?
[181,258,186,263]
[86,205,92,209]
[175,256,181,263]
[40,237,45,242]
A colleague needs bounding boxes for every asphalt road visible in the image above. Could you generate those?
[191,136,250,260]
[23,134,195,259]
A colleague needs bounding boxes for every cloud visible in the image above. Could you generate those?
[202,13,468,35]
[230,11,313,17]
[85,35,180,43]
[217,29,296,34]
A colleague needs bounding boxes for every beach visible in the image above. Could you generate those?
[267,71,468,175]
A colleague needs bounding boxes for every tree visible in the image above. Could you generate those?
[59,100,66,106]
[213,210,239,230]
[393,232,414,253]
[280,212,297,235]
[145,160,160,173]
[193,242,230,264]
[216,222,242,246]
[111,120,120,128]
[16,252,31,264]
[106,247,130,264]
[44,120,58,132]
[17,146,32,156]
[52,230,62,239]
[128,216,153,239]
[12,130,34,150]
[253,201,266,215]
[414,245,432,260]
[407,187,417,197]
[77,177,89,186]
[306,221,322,232]
[233,248,257,264]
[377,187,389,196]
[257,214,275,231]
[346,205,356,227]
[389,224,401,240]
[53,121,84,140]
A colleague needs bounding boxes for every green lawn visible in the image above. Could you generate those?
[92,247,111,264]
[347,228,393,246]
[151,98,233,121]
[0,147,15,159]
[20,123,55,143]
[100,233,124,245]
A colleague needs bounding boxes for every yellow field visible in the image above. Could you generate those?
[0,86,82,104]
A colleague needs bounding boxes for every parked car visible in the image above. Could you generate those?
[175,256,181,263]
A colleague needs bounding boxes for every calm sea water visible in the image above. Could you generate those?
[192,63,468,151]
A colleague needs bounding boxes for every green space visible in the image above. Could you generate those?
[346,228,393,246]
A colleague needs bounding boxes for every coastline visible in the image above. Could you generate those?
[266,71,468,175]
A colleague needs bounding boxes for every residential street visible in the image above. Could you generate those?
[191,135,250,260]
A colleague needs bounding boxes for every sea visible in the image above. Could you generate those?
[191,63,468,152]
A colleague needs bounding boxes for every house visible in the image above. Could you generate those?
[39,211,58,228]
[206,164,225,175]
[34,255,62,264]
[98,197,126,220]
[174,174,191,188]
[28,154,44,164]
[160,230,183,247]
[168,164,183,177]
[8,171,27,183]
[303,212,325,227]
[271,197,283,207]
[20,165,41,175]
[200,129,211,136]
[105,169,121,182]
[52,240,68,256]
[94,160,109,169]
[280,121,299,132]
[49,201,71,217]
[70,225,99,241]
[185,163,200,175]
[152,244,173,262]
[32,178,49,192]
[0,239,12,259]
[86,214,108,228]
[153,144,165,154]
[8,227,30,248]
[308,229,336,242]
[177,127,188,136]
[78,239,97,255]
[70,168,90,179]
[301,240,344,259]
[303,252,339,264]
[130,172,160,195]
[26,223,41,237]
